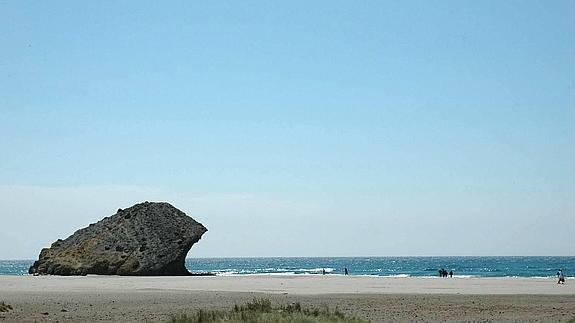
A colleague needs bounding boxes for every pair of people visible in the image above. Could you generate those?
[439,268,453,278]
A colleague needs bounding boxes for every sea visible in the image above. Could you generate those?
[1,257,573,278]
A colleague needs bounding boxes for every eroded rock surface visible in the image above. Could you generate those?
[29,202,207,276]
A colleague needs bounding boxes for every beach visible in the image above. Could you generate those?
[1,275,575,322]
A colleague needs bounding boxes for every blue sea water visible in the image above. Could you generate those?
[1,257,573,278]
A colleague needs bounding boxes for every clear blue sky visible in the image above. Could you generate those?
[1,1,574,259]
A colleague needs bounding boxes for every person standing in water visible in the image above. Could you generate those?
[344,267,349,276]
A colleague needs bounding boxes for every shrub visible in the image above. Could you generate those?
[0,302,12,313]
[168,298,367,323]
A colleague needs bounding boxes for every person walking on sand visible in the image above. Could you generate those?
[557,269,565,284]
[449,270,453,278]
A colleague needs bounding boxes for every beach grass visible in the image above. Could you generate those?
[0,302,12,312]
[168,298,367,323]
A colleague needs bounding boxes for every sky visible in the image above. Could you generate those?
[1,1,574,259]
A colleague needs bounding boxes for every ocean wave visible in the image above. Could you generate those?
[210,267,339,276]
[298,267,335,274]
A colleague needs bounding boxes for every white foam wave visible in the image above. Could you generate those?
[299,268,335,274]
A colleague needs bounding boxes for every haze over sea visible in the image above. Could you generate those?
[2,257,573,278]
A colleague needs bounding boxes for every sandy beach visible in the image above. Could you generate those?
[1,275,575,322]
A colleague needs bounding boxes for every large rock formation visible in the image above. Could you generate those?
[29,202,207,276]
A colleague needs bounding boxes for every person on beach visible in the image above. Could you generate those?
[442,269,448,278]
[557,269,565,284]
[344,267,349,276]
[322,268,326,275]
[449,270,453,278]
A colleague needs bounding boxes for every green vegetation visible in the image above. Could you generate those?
[0,302,12,312]
[168,298,367,323]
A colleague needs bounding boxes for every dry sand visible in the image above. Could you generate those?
[1,275,575,322]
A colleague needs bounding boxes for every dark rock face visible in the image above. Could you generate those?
[29,202,207,276]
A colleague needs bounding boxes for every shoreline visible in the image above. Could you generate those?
[1,273,571,278]
[0,272,572,279]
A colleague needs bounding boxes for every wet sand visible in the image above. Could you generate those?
[1,275,574,322]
